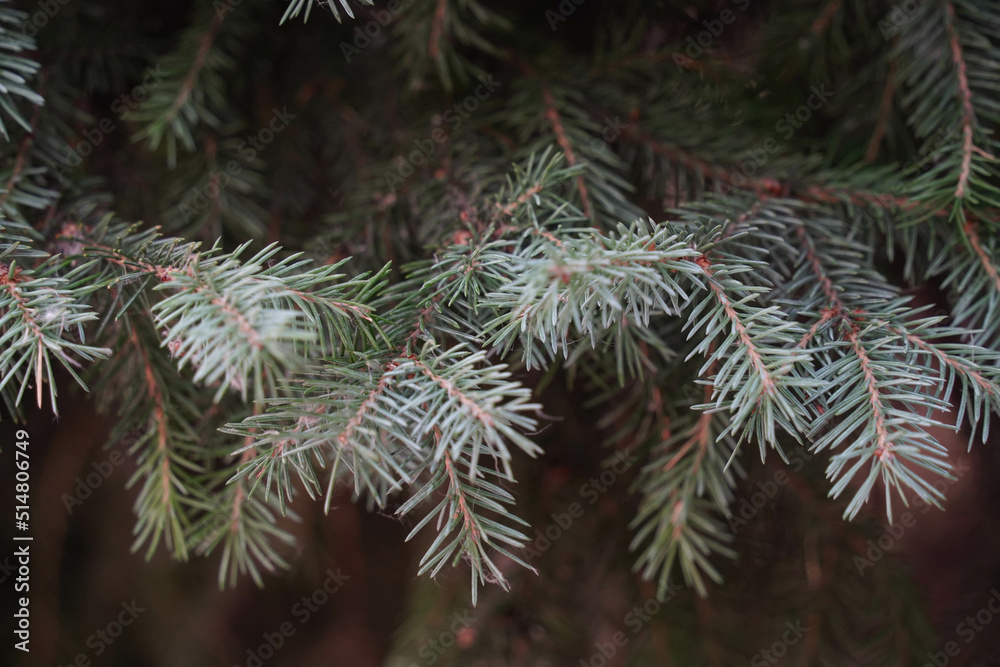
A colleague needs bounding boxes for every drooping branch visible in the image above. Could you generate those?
[162,13,225,130]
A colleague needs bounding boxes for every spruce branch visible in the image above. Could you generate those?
[391,0,509,91]
[0,100,41,214]
[189,443,297,588]
[101,319,206,562]
[931,219,1000,352]
[0,245,109,413]
[389,345,542,478]
[484,219,703,375]
[162,137,270,240]
[398,448,535,606]
[685,249,815,455]
[227,343,540,599]
[225,359,412,512]
[130,2,257,166]
[895,0,1000,218]
[498,75,643,225]
[281,0,373,24]
[944,0,988,201]
[785,217,996,520]
[881,318,1000,444]
[151,243,387,403]
[630,367,741,598]
[540,81,592,219]
[0,2,43,141]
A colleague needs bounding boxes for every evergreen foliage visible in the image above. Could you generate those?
[4,0,1000,660]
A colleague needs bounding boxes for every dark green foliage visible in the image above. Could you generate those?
[3,0,1000,662]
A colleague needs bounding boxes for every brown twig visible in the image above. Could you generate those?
[540,83,592,218]
[698,259,776,397]
[811,0,843,35]
[865,54,897,163]
[161,13,225,129]
[428,0,448,60]
[946,1,993,199]
[963,219,1000,292]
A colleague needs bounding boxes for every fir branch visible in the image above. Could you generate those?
[103,319,205,561]
[685,251,814,455]
[151,243,386,404]
[0,246,109,413]
[484,219,702,374]
[0,2,43,141]
[630,366,741,598]
[540,82,591,219]
[397,447,535,606]
[281,0,373,24]
[787,217,977,520]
